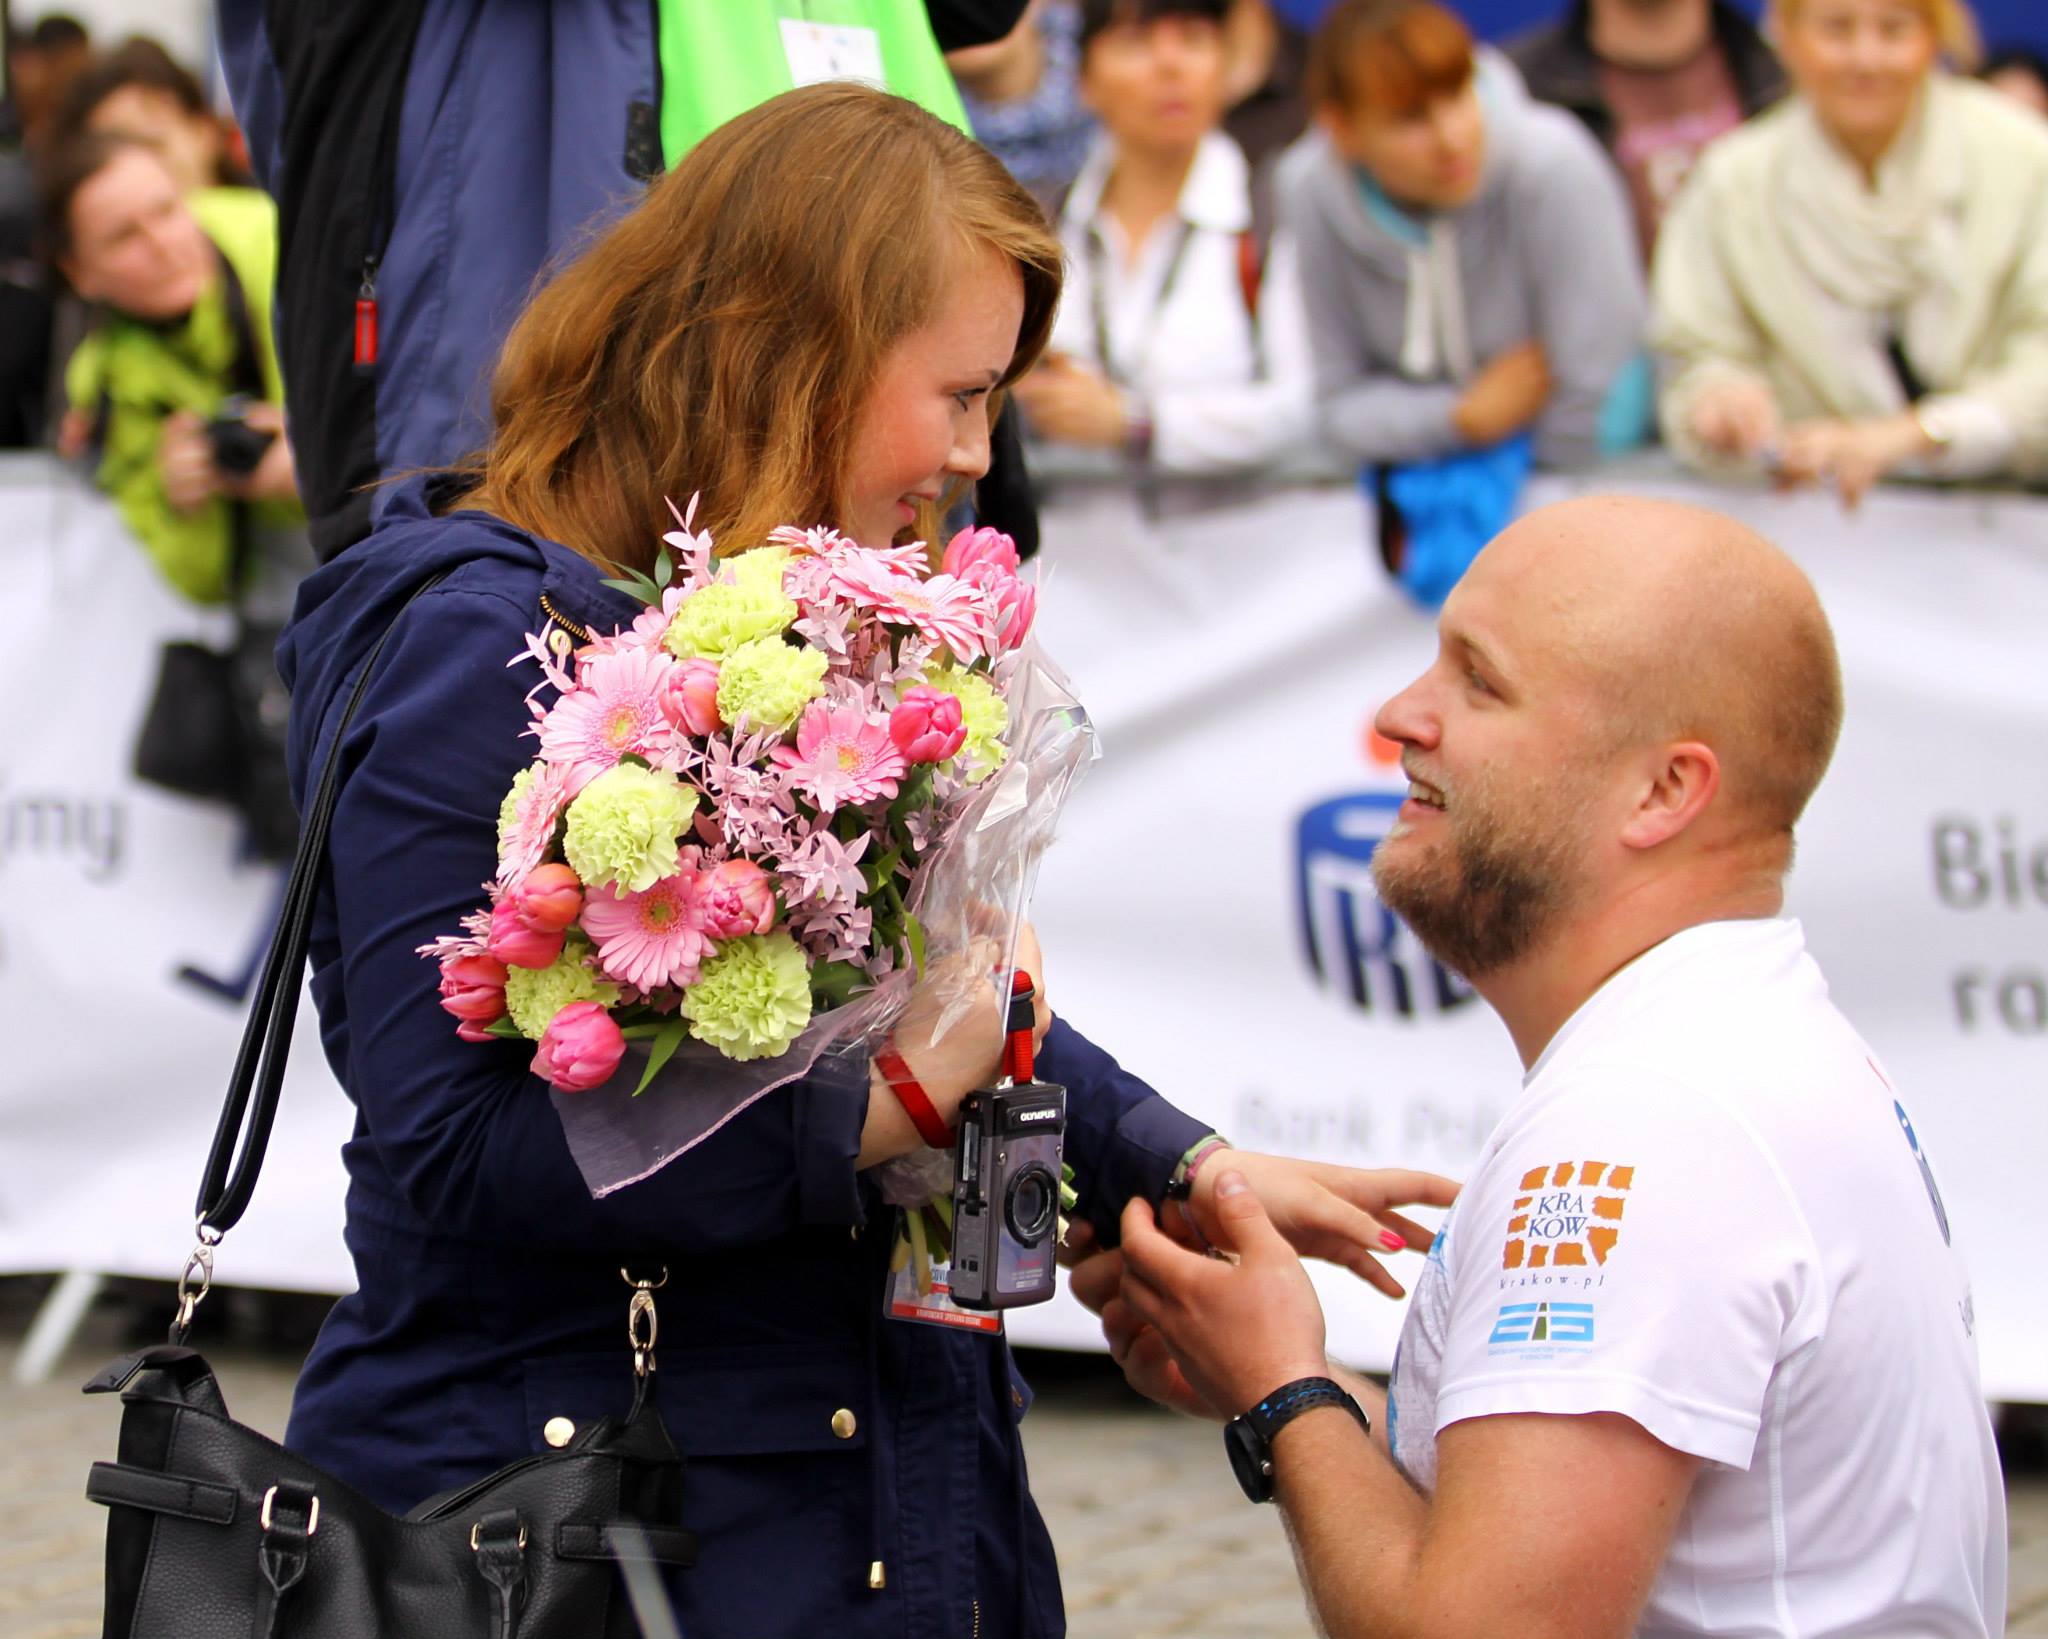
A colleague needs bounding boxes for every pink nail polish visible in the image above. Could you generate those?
[1379,1231,1406,1252]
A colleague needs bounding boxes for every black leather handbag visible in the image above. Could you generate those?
[85,572,696,1637]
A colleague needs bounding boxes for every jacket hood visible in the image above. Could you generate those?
[1282,46,1533,276]
[277,476,637,771]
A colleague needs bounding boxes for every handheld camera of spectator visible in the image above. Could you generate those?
[949,976,1065,1311]
[204,396,277,478]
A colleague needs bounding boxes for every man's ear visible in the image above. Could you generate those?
[1618,741,1719,852]
[59,256,93,302]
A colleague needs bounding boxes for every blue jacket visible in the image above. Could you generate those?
[275,478,1208,1639]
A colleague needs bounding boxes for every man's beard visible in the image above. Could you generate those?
[1370,769,1585,979]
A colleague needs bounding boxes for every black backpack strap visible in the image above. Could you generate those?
[192,570,450,1239]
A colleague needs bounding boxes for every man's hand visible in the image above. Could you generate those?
[1011,355,1131,448]
[1190,1152,1458,1300]
[1775,413,1928,511]
[1452,341,1551,447]
[1067,1231,1222,1420]
[1119,1175,1330,1418]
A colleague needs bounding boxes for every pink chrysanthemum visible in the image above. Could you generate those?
[580,866,713,992]
[823,555,995,664]
[773,701,906,815]
[538,645,679,795]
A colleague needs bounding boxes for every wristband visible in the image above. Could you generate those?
[875,1043,956,1150]
[1164,1133,1233,1252]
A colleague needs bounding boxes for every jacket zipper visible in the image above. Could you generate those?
[538,592,592,644]
[971,1599,980,1639]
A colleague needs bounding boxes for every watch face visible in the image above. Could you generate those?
[1224,1417,1273,1504]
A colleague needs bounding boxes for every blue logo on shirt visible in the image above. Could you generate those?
[1894,1099,1952,1246]
[1488,1301,1595,1346]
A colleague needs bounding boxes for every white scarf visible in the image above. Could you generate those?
[1774,79,1970,408]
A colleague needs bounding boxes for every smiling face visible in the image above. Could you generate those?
[1368,573,1613,979]
[841,238,1026,549]
[1777,0,1942,159]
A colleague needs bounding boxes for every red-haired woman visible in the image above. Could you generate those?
[275,82,1451,1637]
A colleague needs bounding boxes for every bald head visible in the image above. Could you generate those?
[1459,495,1843,844]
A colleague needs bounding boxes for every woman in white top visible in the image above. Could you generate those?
[1012,0,1323,484]
[1652,0,2048,504]
[1014,0,1373,676]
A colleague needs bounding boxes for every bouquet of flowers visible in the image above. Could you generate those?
[423,502,1093,1197]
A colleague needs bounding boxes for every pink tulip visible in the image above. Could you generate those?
[664,657,724,736]
[439,952,509,1026]
[981,570,1036,649]
[532,1001,627,1093]
[699,857,777,938]
[455,1019,499,1044]
[942,526,1019,579]
[488,898,567,970]
[889,687,968,764]
[510,862,583,934]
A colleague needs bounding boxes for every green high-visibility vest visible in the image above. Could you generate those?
[657,0,970,166]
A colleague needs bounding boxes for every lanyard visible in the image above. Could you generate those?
[1084,215,1197,390]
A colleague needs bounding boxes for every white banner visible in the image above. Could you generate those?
[5,460,2044,1400]
[1006,471,2048,1405]
[0,460,356,1294]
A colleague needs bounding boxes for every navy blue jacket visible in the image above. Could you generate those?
[275,479,1208,1639]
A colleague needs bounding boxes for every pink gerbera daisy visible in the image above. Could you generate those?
[823,555,995,664]
[497,760,572,885]
[772,701,907,814]
[580,866,713,991]
[538,645,679,794]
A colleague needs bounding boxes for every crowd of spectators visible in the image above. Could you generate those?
[3,0,2046,621]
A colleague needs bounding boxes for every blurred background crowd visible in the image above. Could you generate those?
[2,0,2046,845]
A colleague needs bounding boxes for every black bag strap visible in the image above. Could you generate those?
[192,570,450,1241]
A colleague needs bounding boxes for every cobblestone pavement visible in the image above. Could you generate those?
[4,1279,2045,1639]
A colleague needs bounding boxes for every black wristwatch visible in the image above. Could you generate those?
[1224,1377,1371,1504]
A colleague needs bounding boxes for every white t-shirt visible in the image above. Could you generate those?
[1385,918,2006,1638]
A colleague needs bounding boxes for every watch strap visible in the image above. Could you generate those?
[1244,1376,1367,1444]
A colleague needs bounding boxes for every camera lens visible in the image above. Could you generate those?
[1004,1164,1057,1247]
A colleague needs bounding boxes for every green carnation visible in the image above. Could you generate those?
[727,546,792,594]
[716,637,829,736]
[562,763,698,894]
[663,579,798,661]
[504,942,621,1040]
[680,932,814,1061]
[922,666,1009,782]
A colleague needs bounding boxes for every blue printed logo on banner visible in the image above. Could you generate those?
[1295,793,1477,1020]
[1489,1301,1595,1346]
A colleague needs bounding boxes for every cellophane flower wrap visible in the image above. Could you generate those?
[422,505,1095,1199]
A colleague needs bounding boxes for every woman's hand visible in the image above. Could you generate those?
[1188,1151,1458,1300]
[856,922,1051,1167]
[158,410,223,513]
[1688,377,1782,460]
[1775,413,1929,511]
[1011,356,1131,449]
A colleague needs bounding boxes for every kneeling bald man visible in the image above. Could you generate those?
[1084,497,2006,1638]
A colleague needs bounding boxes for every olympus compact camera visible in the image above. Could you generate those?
[948,1075,1066,1311]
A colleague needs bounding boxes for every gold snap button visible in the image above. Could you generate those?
[543,1416,576,1448]
[831,1408,858,1440]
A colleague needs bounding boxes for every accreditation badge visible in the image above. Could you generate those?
[779,19,887,91]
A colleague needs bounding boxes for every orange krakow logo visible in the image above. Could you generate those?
[1502,1162,1635,1271]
